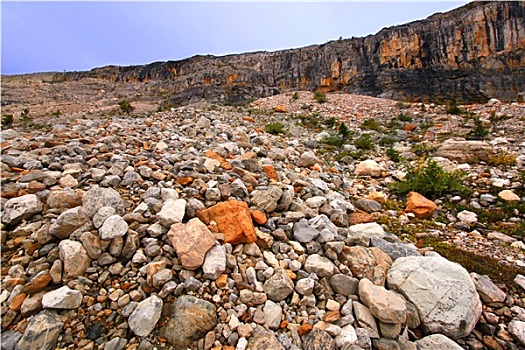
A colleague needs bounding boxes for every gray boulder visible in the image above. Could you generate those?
[2,194,42,225]
[17,310,63,350]
[82,187,124,218]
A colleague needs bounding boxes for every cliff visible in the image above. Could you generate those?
[56,1,525,104]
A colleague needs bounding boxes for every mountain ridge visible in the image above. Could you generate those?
[54,1,525,105]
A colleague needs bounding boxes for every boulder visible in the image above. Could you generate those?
[358,278,406,324]
[168,218,216,270]
[387,256,482,339]
[414,334,463,349]
[355,160,383,177]
[2,194,42,225]
[263,268,294,301]
[157,198,186,227]
[197,200,257,244]
[99,214,128,240]
[59,239,91,281]
[16,310,63,350]
[82,187,124,218]
[49,206,90,239]
[42,286,82,309]
[404,192,437,219]
[498,189,520,202]
[435,139,493,163]
[508,320,525,346]
[348,222,385,240]
[162,295,217,348]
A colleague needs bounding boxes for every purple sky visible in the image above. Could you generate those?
[2,1,468,75]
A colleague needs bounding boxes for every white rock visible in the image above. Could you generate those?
[263,300,282,330]
[304,254,337,278]
[348,222,385,240]
[157,199,186,227]
[99,215,128,240]
[295,278,315,295]
[42,286,82,309]
[508,320,525,346]
[457,210,477,224]
[1,194,42,225]
[335,324,358,348]
[498,190,520,202]
[128,295,163,337]
[202,245,226,280]
[355,159,383,177]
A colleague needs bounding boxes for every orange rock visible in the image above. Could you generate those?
[405,191,437,219]
[9,293,27,311]
[4,278,25,289]
[205,150,233,170]
[327,167,340,174]
[274,105,287,113]
[22,273,52,294]
[403,124,417,132]
[243,116,254,123]
[197,200,257,244]
[176,177,193,186]
[298,323,313,335]
[280,320,289,328]
[216,274,228,288]
[310,165,321,172]
[348,212,376,225]
[367,191,387,204]
[251,210,267,225]
[323,310,341,323]
[263,165,278,180]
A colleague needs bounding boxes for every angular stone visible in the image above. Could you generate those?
[59,239,91,281]
[498,190,520,202]
[250,187,283,213]
[457,210,477,224]
[358,278,406,324]
[297,151,320,167]
[82,187,124,218]
[355,198,382,213]
[263,300,282,330]
[263,268,294,301]
[247,329,285,350]
[355,159,383,177]
[1,330,23,350]
[348,222,385,240]
[295,277,316,295]
[335,324,358,349]
[128,295,163,337]
[2,194,42,225]
[99,215,128,240]
[157,198,186,227]
[202,244,226,280]
[168,218,215,270]
[387,256,482,339]
[508,320,525,346]
[162,295,217,348]
[341,246,392,286]
[330,274,359,296]
[302,328,336,350]
[470,273,506,304]
[47,188,83,209]
[293,219,320,243]
[404,192,437,219]
[42,286,82,309]
[22,273,52,294]
[49,206,90,239]
[414,334,463,349]
[197,200,257,244]
[16,310,63,350]
[80,232,102,259]
[370,238,421,261]
[304,254,337,278]
[353,301,379,338]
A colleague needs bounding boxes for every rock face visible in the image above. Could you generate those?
[56,2,525,104]
[387,256,482,339]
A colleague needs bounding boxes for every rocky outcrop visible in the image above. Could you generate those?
[56,1,525,104]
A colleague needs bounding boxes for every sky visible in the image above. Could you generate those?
[2,1,469,75]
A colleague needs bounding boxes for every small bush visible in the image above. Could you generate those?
[324,117,338,128]
[467,116,489,140]
[314,91,327,104]
[386,147,401,162]
[297,113,323,130]
[360,118,381,131]
[292,92,299,100]
[395,101,409,109]
[395,160,466,197]
[446,97,463,115]
[50,109,61,117]
[354,134,374,150]
[398,113,413,122]
[118,100,135,114]
[389,159,467,198]
[265,122,285,135]
[322,136,345,148]
[1,114,13,128]
[339,122,351,139]
[379,136,397,146]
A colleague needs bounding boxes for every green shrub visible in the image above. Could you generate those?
[265,122,285,135]
[297,113,323,130]
[389,159,467,198]
[360,118,381,131]
[322,136,345,148]
[467,116,489,140]
[1,114,13,128]
[51,109,61,117]
[398,113,413,122]
[395,101,409,109]
[386,147,401,162]
[339,122,351,139]
[292,92,299,100]
[379,136,397,146]
[314,91,327,104]
[118,100,135,114]
[324,117,338,128]
[354,134,374,150]
[487,152,517,167]
[446,97,463,115]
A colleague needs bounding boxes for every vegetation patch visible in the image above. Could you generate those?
[265,122,285,135]
[354,134,374,150]
[360,118,381,131]
[118,100,135,114]
[389,159,468,198]
[314,91,327,104]
[419,237,525,286]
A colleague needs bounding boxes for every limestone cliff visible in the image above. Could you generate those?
[56,1,525,104]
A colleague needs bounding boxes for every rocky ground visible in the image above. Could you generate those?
[1,88,525,350]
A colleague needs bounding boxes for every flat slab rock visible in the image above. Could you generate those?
[387,255,482,339]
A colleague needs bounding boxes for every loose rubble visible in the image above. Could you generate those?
[1,91,524,350]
